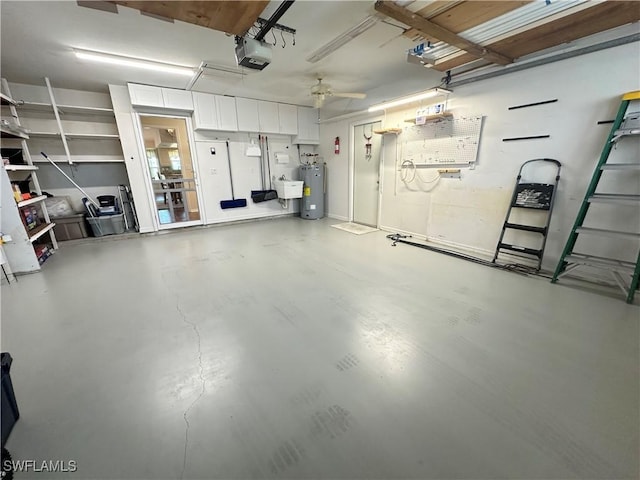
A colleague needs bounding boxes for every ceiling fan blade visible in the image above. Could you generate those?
[333,92,367,99]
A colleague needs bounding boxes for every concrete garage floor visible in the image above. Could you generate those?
[1,217,638,480]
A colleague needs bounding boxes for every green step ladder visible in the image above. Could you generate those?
[551,91,640,303]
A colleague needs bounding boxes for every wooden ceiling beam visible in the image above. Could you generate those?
[404,1,531,44]
[432,0,640,72]
[374,0,513,66]
[112,1,269,36]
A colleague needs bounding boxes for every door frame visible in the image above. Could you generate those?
[132,112,206,231]
[349,116,384,227]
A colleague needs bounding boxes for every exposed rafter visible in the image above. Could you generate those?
[111,1,269,36]
[432,0,640,72]
[374,0,513,66]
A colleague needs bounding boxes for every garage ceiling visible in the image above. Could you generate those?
[0,1,638,117]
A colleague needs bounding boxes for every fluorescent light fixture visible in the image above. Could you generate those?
[368,87,452,112]
[306,15,381,63]
[74,49,194,76]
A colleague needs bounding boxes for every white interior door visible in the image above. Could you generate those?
[353,121,382,227]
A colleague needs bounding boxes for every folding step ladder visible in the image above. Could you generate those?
[551,91,640,303]
[492,158,562,271]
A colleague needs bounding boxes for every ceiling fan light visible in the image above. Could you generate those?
[368,87,452,112]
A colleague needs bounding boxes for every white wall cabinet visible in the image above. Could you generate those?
[258,100,279,134]
[215,95,238,131]
[293,107,319,144]
[128,84,164,108]
[161,88,194,110]
[193,93,238,131]
[278,104,298,135]
[128,84,193,111]
[236,97,259,132]
[192,92,219,130]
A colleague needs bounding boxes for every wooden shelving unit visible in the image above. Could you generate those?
[374,127,403,135]
[404,112,453,124]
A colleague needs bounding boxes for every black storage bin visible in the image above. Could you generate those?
[1,353,19,447]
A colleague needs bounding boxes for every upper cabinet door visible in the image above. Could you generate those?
[278,104,298,135]
[293,107,319,144]
[128,84,194,111]
[128,84,164,108]
[236,97,259,132]
[192,92,219,130]
[215,95,238,132]
[257,100,279,133]
[161,88,194,111]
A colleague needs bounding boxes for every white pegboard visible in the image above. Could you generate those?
[401,116,484,165]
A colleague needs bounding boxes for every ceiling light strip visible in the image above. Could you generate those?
[306,15,381,63]
[368,88,452,112]
[74,49,194,76]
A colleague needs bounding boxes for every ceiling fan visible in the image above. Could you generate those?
[310,78,366,108]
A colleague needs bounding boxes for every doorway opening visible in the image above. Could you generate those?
[353,121,382,227]
[140,116,202,228]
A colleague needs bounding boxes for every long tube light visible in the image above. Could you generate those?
[74,49,194,76]
[306,15,381,63]
[368,87,452,112]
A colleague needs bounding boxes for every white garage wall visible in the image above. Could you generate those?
[319,42,640,270]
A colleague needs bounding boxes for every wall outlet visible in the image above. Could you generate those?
[210,168,217,175]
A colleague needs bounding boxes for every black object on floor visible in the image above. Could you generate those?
[1,353,19,448]
[1,447,14,480]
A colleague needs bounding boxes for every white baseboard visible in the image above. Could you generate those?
[379,225,426,240]
[328,213,349,221]
[426,237,494,259]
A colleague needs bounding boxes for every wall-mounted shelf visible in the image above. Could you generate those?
[17,195,46,208]
[0,92,17,106]
[66,132,119,139]
[31,154,125,163]
[28,131,119,140]
[404,112,453,124]
[28,131,60,138]
[0,125,29,139]
[28,222,55,243]
[4,164,38,171]
[374,128,402,135]
[20,101,114,116]
[8,78,123,166]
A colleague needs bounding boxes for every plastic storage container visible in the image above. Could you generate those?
[1,353,19,447]
[87,213,125,237]
[53,214,89,241]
